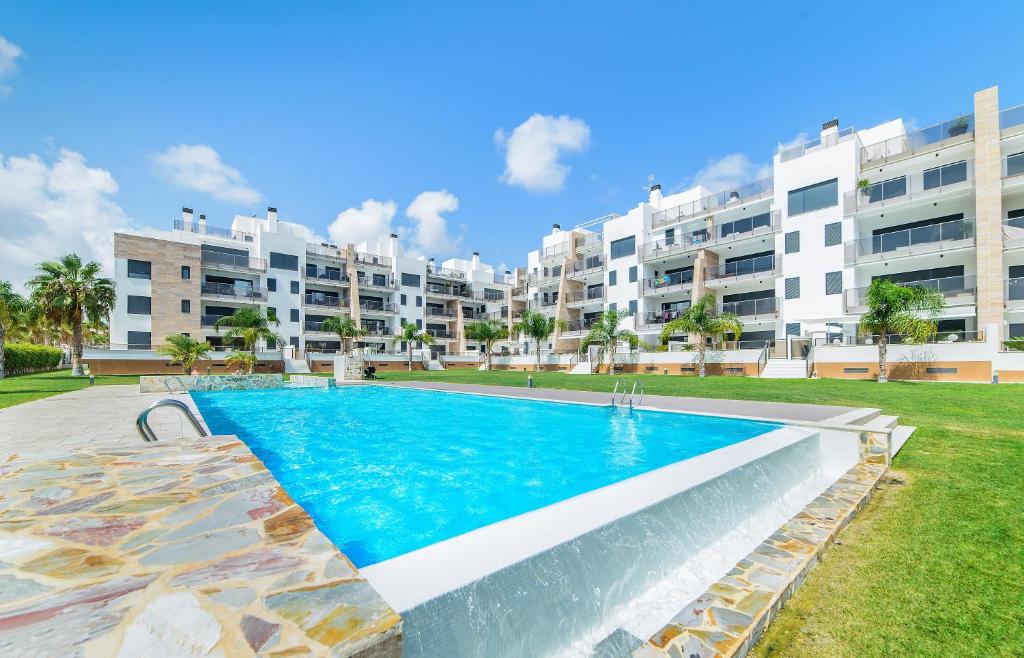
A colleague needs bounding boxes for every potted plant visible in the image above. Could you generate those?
[856,178,871,196]
[948,116,969,137]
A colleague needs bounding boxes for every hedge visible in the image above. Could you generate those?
[2,343,64,375]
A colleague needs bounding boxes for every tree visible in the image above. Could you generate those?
[157,334,213,374]
[392,322,436,371]
[464,320,509,370]
[27,254,115,376]
[213,305,282,352]
[224,350,258,374]
[0,281,28,379]
[512,309,567,372]
[582,309,641,374]
[321,315,366,354]
[659,293,743,378]
[859,278,944,383]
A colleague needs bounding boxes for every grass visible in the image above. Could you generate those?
[375,369,1024,658]
[0,370,140,410]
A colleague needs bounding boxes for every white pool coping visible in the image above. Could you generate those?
[360,423,817,612]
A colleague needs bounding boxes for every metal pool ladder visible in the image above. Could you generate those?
[136,398,209,443]
[611,381,645,409]
[164,375,189,394]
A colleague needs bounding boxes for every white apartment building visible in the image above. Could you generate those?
[513,85,1024,369]
[110,208,512,362]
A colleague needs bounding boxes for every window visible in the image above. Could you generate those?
[127,331,151,350]
[788,178,838,216]
[416,295,422,307]
[1007,152,1024,178]
[785,322,801,337]
[784,231,800,254]
[401,293,407,305]
[608,302,617,312]
[863,176,907,203]
[824,222,842,247]
[401,273,421,287]
[126,295,151,315]
[609,236,636,259]
[628,300,637,315]
[181,299,190,313]
[267,307,277,321]
[127,259,151,280]
[664,228,675,246]
[269,252,298,271]
[825,271,842,295]
[290,309,299,323]
[923,160,968,190]
[181,265,191,280]
[289,336,299,349]
[628,266,637,283]
[785,277,800,300]
[416,319,422,329]
[267,278,277,292]
[608,270,617,286]
[290,280,300,295]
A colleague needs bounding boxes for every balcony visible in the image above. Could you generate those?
[843,275,977,315]
[562,317,599,336]
[1005,218,1024,251]
[174,220,255,243]
[719,296,779,321]
[844,218,976,266]
[566,256,604,279]
[511,286,529,301]
[200,282,266,301]
[705,254,779,284]
[361,327,393,339]
[425,283,471,299]
[303,293,347,311]
[1007,278,1024,311]
[1001,104,1024,135]
[566,286,605,308]
[528,270,561,286]
[200,314,227,328]
[426,329,458,340]
[638,307,689,329]
[424,307,456,319]
[1005,151,1024,182]
[651,177,773,229]
[778,126,856,162]
[860,114,974,167]
[306,243,346,262]
[844,160,973,215]
[353,251,392,269]
[643,270,694,295]
[541,242,570,262]
[359,301,399,315]
[305,268,349,286]
[644,210,780,261]
[356,275,397,291]
[303,320,335,336]
[473,290,506,302]
[200,251,266,272]
[426,264,466,281]
[574,233,603,254]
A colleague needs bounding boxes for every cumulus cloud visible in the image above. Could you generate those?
[0,149,134,290]
[495,114,590,192]
[0,35,24,97]
[152,144,261,205]
[405,189,461,256]
[327,199,397,247]
[675,153,772,194]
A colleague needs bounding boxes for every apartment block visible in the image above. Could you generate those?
[110,208,512,362]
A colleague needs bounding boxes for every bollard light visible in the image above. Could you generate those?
[527,375,534,388]
[89,375,95,386]
[992,370,999,385]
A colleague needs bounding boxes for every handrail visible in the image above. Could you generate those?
[611,381,620,406]
[136,399,209,443]
[636,383,645,407]
[163,375,189,394]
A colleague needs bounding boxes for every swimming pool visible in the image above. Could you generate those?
[191,385,781,567]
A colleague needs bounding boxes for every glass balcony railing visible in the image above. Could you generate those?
[651,177,773,228]
[359,301,398,314]
[639,307,690,327]
[200,314,226,327]
[644,270,694,292]
[1005,152,1024,178]
[426,329,457,339]
[564,318,599,334]
[845,218,975,264]
[566,286,605,305]
[846,160,972,213]
[175,220,255,243]
[305,268,348,284]
[306,243,346,261]
[705,254,777,282]
[426,264,466,280]
[353,251,392,268]
[778,127,855,162]
[860,114,974,166]
[574,233,603,253]
[200,251,266,272]
[843,275,977,313]
[1004,218,1024,250]
[1000,104,1024,132]
[1007,278,1024,306]
[357,275,396,290]
[200,282,266,300]
[542,242,570,261]
[566,256,605,277]
[303,294,346,309]
[719,296,779,319]
[643,211,780,261]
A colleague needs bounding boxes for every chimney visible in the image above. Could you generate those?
[181,207,193,231]
[198,214,207,228]
[389,233,399,258]
[649,183,663,207]
[552,223,561,235]
[267,207,278,229]
[471,251,480,269]
[820,117,840,140]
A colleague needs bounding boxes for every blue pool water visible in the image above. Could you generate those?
[191,386,781,567]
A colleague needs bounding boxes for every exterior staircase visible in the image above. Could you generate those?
[427,359,446,371]
[760,358,807,379]
[569,360,594,375]
[284,358,311,375]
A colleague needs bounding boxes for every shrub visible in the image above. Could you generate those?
[4,343,64,375]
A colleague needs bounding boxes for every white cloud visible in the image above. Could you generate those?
[405,189,461,256]
[152,144,261,205]
[0,149,133,290]
[674,153,772,195]
[495,114,590,192]
[0,35,24,97]
[327,199,397,247]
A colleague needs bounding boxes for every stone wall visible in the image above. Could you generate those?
[86,358,284,376]
[139,374,285,393]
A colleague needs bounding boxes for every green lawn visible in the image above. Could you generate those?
[0,370,140,410]
[376,369,1024,658]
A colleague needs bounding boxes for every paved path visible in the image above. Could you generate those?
[0,385,208,458]
[383,381,868,424]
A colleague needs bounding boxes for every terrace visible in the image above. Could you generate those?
[843,275,978,315]
[643,211,780,262]
[859,113,974,167]
[199,250,267,272]
[844,160,974,215]
[199,281,267,301]
[705,253,779,284]
[844,218,976,266]
[174,219,255,243]
[651,177,773,230]
[643,270,694,295]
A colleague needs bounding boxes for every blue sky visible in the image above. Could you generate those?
[2,1,1023,286]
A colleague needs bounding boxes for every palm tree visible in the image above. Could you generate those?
[582,309,641,374]
[224,350,258,374]
[0,281,28,379]
[157,333,213,374]
[27,254,115,376]
[392,322,436,371]
[512,309,567,372]
[213,305,282,351]
[860,279,944,383]
[464,320,509,370]
[321,315,366,354]
[659,293,743,377]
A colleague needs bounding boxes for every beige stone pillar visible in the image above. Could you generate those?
[689,249,719,345]
[974,86,1005,341]
[344,245,361,325]
[552,255,581,353]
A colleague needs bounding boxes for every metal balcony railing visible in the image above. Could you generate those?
[306,243,346,261]
[359,301,398,314]
[651,177,773,229]
[843,275,977,314]
[845,160,973,214]
[353,251,392,268]
[200,251,266,272]
[426,264,466,280]
[844,218,975,265]
[303,293,346,309]
[860,114,974,166]
[719,296,779,319]
[565,286,605,306]
[777,126,855,162]
[174,220,255,243]
[305,268,349,284]
[705,254,778,282]
[644,270,694,293]
[200,282,266,300]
